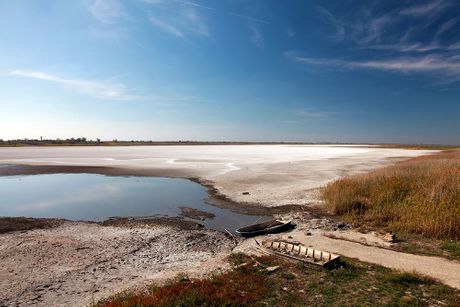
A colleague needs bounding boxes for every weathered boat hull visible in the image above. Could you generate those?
[257,240,341,269]
[236,219,293,237]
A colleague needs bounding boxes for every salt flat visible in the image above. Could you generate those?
[0,145,435,206]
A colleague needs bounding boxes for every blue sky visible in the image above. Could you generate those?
[0,0,459,144]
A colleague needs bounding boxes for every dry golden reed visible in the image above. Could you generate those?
[322,150,460,239]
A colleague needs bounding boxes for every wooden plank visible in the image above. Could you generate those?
[299,246,307,256]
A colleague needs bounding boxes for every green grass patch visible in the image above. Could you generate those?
[95,253,459,307]
[388,232,460,261]
[441,240,460,258]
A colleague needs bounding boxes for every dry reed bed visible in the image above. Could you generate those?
[322,150,460,239]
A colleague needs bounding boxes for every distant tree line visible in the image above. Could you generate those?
[0,138,319,146]
[1,139,449,148]
[0,137,102,146]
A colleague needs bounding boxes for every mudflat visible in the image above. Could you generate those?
[0,219,233,306]
[0,145,434,206]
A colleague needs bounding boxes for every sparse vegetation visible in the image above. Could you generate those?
[96,253,459,306]
[322,150,460,239]
[378,144,460,150]
[441,240,460,257]
[392,232,460,261]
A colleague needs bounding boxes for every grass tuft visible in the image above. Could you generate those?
[385,272,434,286]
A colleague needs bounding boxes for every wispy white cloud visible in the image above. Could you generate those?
[181,7,208,36]
[145,0,270,26]
[9,70,195,103]
[228,12,270,25]
[286,52,460,82]
[83,0,128,41]
[400,0,450,17]
[176,0,270,24]
[435,16,460,39]
[317,1,454,50]
[86,0,125,23]
[304,1,460,84]
[364,14,395,44]
[147,4,208,38]
[10,70,132,100]
[354,42,443,53]
[173,0,216,11]
[317,6,345,42]
[447,42,460,51]
[148,15,184,37]
[249,25,263,49]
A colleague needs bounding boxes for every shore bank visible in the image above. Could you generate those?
[0,217,233,306]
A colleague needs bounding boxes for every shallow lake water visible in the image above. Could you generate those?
[0,174,270,232]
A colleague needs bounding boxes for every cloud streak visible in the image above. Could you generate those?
[147,5,208,38]
[148,15,184,37]
[286,52,460,82]
[9,70,194,103]
[229,12,270,25]
[299,2,460,84]
[400,0,450,17]
[317,6,345,42]
[318,1,455,49]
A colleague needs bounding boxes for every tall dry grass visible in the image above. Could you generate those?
[322,150,460,239]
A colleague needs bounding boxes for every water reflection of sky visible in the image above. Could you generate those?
[0,174,269,232]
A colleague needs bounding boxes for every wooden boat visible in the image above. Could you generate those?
[256,239,341,269]
[236,219,293,237]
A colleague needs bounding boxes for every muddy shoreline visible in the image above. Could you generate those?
[0,164,306,216]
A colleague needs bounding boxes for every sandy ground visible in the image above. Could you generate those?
[0,221,233,306]
[0,145,435,206]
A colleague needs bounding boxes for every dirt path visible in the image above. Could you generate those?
[239,229,460,289]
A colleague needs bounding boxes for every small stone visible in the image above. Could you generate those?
[265,265,279,272]
[384,232,396,243]
[282,287,288,291]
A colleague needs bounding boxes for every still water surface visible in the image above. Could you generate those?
[0,174,270,232]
